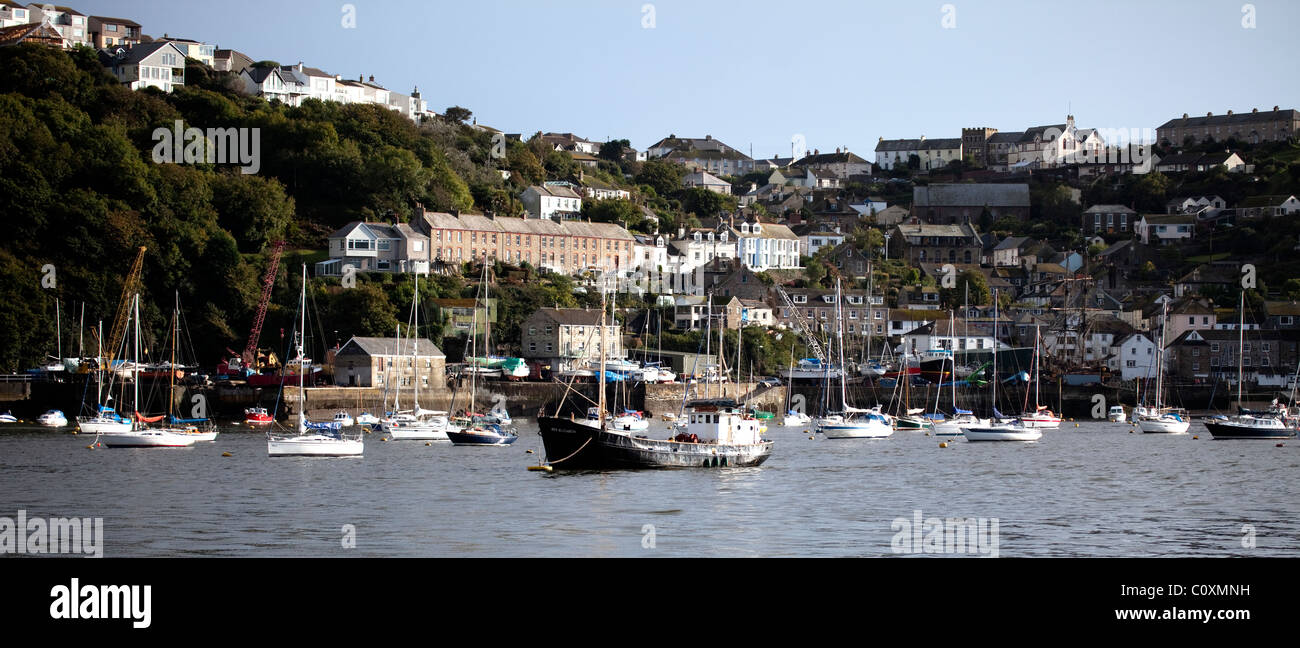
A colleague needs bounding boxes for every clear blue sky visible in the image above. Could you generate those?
[74,0,1299,159]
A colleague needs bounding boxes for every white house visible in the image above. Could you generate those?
[900,318,1006,356]
[521,184,583,221]
[1138,214,1195,245]
[1110,333,1158,381]
[682,169,732,195]
[631,234,669,275]
[317,222,430,276]
[26,3,88,47]
[735,219,801,271]
[99,41,187,93]
[239,65,308,105]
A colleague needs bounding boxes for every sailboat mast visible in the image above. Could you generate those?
[56,297,61,360]
[705,297,712,398]
[1156,302,1166,411]
[414,273,423,412]
[1034,324,1041,409]
[992,289,998,414]
[169,292,177,421]
[132,294,139,430]
[298,264,307,434]
[1237,291,1245,409]
[866,260,873,364]
[837,279,847,411]
[598,284,607,424]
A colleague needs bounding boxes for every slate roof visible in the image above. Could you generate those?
[913,183,1031,208]
[337,336,445,358]
[1157,109,1299,130]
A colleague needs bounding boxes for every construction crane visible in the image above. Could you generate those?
[104,246,147,370]
[776,287,828,363]
[242,240,286,366]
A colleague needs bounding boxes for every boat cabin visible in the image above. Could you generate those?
[682,399,763,445]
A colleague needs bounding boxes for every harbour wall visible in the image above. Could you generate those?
[0,374,1253,422]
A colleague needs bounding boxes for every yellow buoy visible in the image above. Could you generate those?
[221,452,232,457]
[939,442,948,448]
[808,435,814,440]
[1192,435,1199,440]
[1074,423,1079,427]
[425,442,431,446]
[86,444,94,449]
[527,465,553,472]
[526,449,534,454]
[381,437,388,442]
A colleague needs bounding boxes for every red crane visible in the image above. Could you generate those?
[242,240,286,366]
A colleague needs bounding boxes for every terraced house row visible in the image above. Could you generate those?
[318,205,634,276]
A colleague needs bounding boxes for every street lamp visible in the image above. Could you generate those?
[882,233,892,262]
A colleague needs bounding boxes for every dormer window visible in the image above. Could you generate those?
[792,295,807,304]
[753,224,762,235]
[693,233,701,241]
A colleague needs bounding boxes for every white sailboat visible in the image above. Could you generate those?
[1136,301,1189,434]
[98,294,196,448]
[1018,325,1061,429]
[267,265,364,456]
[384,273,453,441]
[962,289,1041,442]
[817,279,893,439]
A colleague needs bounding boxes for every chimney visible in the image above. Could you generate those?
[1227,110,1233,116]
[1252,108,1258,114]
[1207,112,1212,117]
[1274,105,1280,112]
[1183,113,1189,119]
[369,75,375,82]
[705,135,712,141]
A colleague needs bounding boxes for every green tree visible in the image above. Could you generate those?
[636,158,685,196]
[443,106,472,125]
[599,139,630,161]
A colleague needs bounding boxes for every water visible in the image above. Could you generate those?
[2,420,1297,557]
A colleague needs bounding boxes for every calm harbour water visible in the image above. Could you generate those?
[2,419,1297,557]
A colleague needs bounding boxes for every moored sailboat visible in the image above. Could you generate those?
[266,266,363,457]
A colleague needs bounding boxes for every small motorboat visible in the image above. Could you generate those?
[37,409,67,427]
[1107,405,1126,423]
[356,412,380,427]
[445,423,519,446]
[781,410,812,427]
[333,411,355,427]
[0,411,18,423]
[245,407,274,425]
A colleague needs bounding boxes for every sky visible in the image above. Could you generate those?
[69,0,1300,159]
